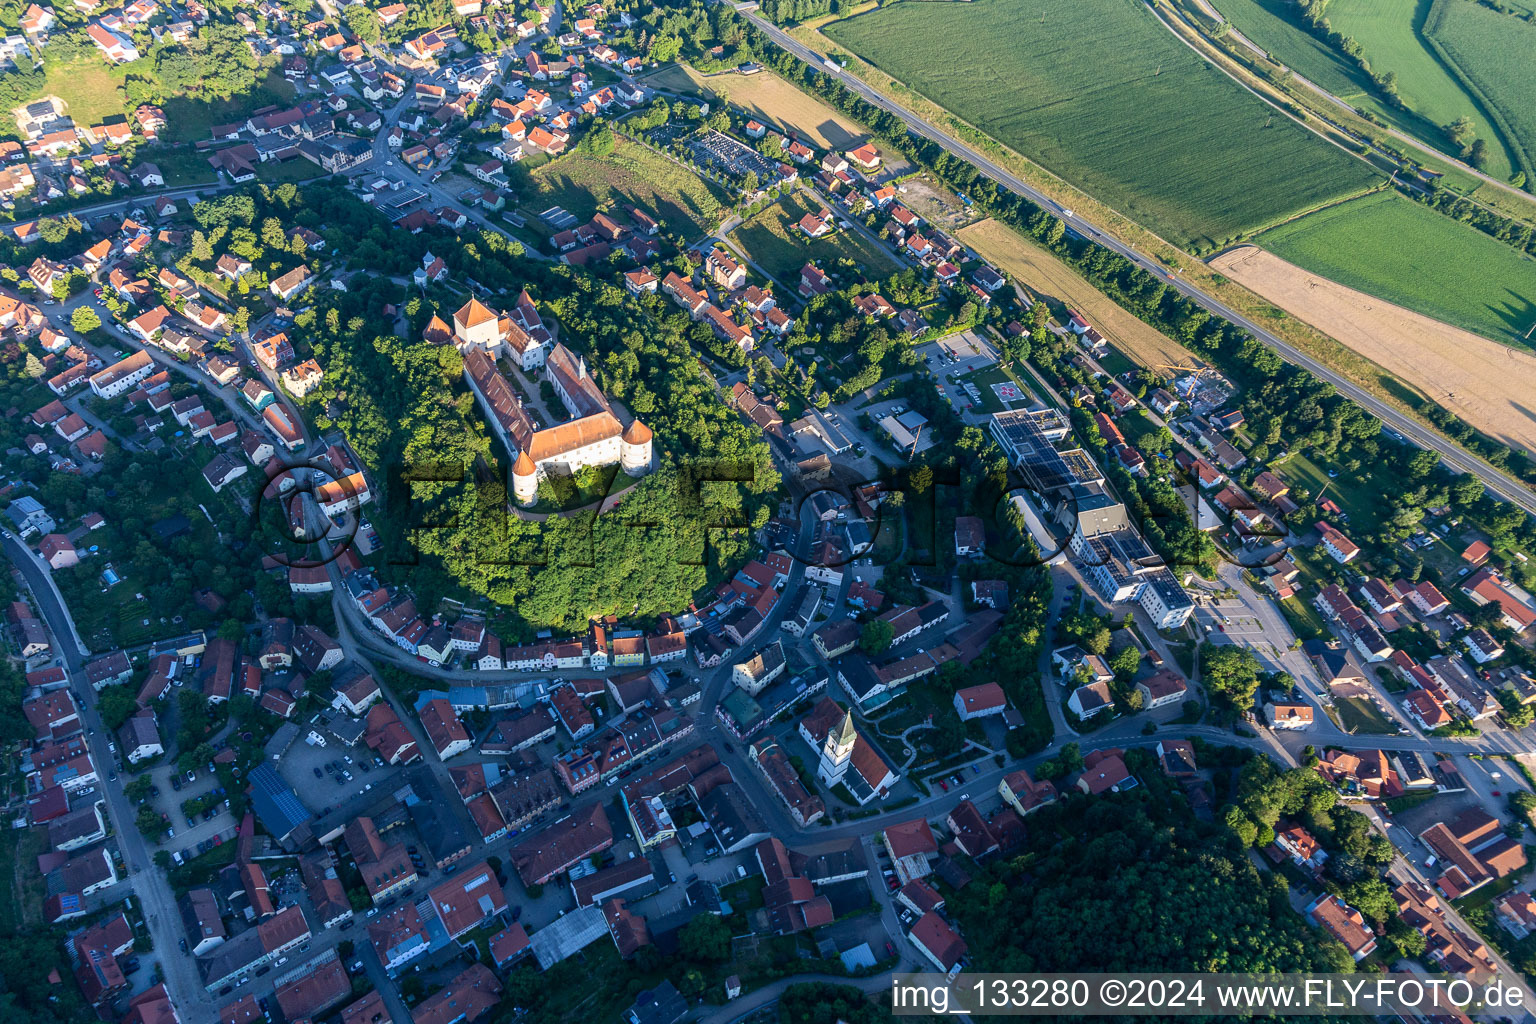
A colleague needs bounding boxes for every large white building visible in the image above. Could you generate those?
[1068,503,1194,630]
[442,293,553,371]
[459,311,653,506]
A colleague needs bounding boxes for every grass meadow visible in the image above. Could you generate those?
[1254,190,1536,346]
[523,138,732,239]
[1424,0,1536,185]
[1324,0,1517,179]
[821,0,1379,251]
[729,190,901,282]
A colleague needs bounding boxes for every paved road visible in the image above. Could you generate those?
[735,6,1536,519]
[2,533,216,1020]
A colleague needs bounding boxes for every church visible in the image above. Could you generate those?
[798,696,899,806]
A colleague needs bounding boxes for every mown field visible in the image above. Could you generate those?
[821,0,1379,252]
[1324,0,1515,178]
[729,190,901,282]
[956,218,1201,371]
[1425,0,1536,185]
[643,64,872,150]
[1252,190,1536,346]
[524,138,732,239]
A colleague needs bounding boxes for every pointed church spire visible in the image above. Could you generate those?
[836,710,857,748]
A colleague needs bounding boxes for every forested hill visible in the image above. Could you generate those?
[947,749,1360,977]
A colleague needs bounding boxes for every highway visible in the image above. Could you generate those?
[735,5,1536,520]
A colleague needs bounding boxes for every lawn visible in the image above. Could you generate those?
[1273,450,1386,534]
[39,56,130,126]
[729,190,901,282]
[1279,595,1331,641]
[1325,0,1517,180]
[524,138,732,240]
[1254,190,1536,346]
[1335,695,1397,734]
[822,0,1380,251]
[160,71,297,144]
[1425,0,1536,185]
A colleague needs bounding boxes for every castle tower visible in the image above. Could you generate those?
[452,296,500,351]
[817,710,857,788]
[620,418,653,476]
[512,450,538,506]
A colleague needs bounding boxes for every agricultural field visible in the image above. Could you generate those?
[1213,239,1536,459]
[821,0,1380,251]
[1249,191,1536,346]
[522,138,732,240]
[642,64,873,151]
[1208,0,1518,179]
[1206,0,1374,102]
[729,190,901,283]
[1425,0,1536,185]
[957,218,1201,372]
[1324,0,1516,179]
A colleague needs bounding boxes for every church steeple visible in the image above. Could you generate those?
[817,709,857,788]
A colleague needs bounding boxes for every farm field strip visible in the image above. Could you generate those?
[956,218,1201,373]
[821,0,1380,251]
[642,64,876,152]
[1211,242,1536,459]
[1250,190,1536,347]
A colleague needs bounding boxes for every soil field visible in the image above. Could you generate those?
[822,0,1380,251]
[1211,244,1536,459]
[957,219,1200,372]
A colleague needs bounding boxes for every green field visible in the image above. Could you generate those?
[729,190,901,282]
[524,138,732,239]
[1208,0,1374,102]
[1255,191,1536,345]
[40,56,131,126]
[821,0,1379,251]
[1273,449,1387,533]
[1425,0,1536,184]
[1323,0,1516,179]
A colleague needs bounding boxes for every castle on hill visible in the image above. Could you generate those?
[444,294,653,505]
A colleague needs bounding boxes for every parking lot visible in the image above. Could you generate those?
[274,733,385,815]
[930,329,997,374]
[1192,602,1270,650]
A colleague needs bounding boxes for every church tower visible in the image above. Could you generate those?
[817,710,857,788]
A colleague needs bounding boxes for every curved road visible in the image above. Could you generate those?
[736,6,1536,518]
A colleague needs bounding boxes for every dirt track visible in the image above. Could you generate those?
[1212,245,1536,458]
